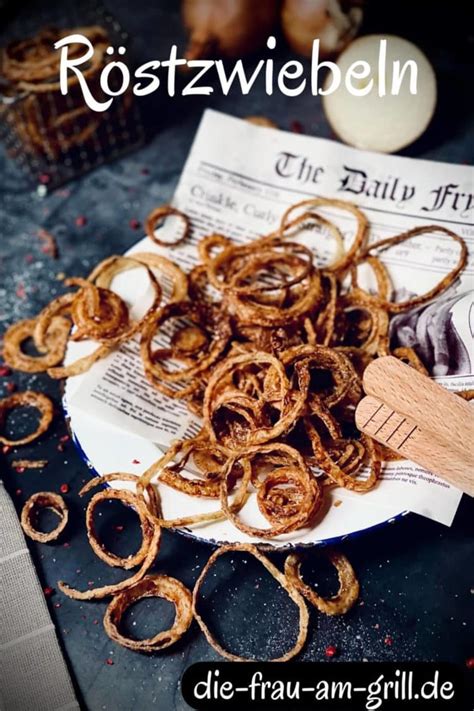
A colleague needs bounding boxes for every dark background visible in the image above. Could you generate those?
[1,1,473,709]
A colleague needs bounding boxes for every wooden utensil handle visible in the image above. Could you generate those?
[356,356,474,497]
[356,394,474,496]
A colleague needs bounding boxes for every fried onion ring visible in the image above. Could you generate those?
[3,317,70,373]
[20,491,68,543]
[192,543,309,662]
[103,574,193,652]
[284,549,360,615]
[59,525,161,601]
[84,488,157,570]
[220,444,322,539]
[141,301,231,398]
[0,391,53,445]
[204,352,307,448]
[357,226,467,313]
[278,197,369,273]
[145,205,191,247]
[306,421,380,492]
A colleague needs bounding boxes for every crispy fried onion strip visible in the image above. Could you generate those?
[332,295,389,356]
[284,549,360,615]
[198,233,232,264]
[325,439,366,475]
[141,302,231,399]
[79,473,161,517]
[104,574,193,652]
[277,211,346,271]
[35,256,165,379]
[228,242,315,295]
[152,437,229,499]
[192,543,309,662]
[278,197,369,273]
[82,256,163,338]
[47,343,113,379]
[83,488,157,570]
[136,440,251,529]
[68,281,131,343]
[306,421,380,492]
[3,317,71,373]
[206,239,322,326]
[145,205,191,247]
[59,524,161,601]
[356,226,468,313]
[392,347,428,374]
[33,293,76,350]
[12,458,48,469]
[220,444,322,539]
[257,468,318,525]
[20,491,68,543]
[313,271,338,345]
[0,391,53,445]
[227,253,321,327]
[129,252,188,302]
[349,255,392,301]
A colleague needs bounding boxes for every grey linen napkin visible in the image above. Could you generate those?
[0,480,79,711]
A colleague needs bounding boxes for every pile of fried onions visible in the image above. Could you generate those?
[4,199,468,541]
[9,196,468,659]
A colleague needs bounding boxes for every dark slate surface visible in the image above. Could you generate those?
[0,2,473,710]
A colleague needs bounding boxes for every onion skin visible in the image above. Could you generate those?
[281,0,363,59]
[182,0,280,60]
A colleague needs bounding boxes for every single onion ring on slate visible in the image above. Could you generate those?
[0,391,54,446]
[284,549,360,615]
[103,574,193,652]
[20,491,68,543]
[192,542,309,662]
[84,488,157,570]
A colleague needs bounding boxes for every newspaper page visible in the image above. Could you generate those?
[68,109,474,525]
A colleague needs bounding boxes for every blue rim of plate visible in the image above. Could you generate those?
[63,391,410,550]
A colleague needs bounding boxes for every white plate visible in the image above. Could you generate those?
[64,237,408,550]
